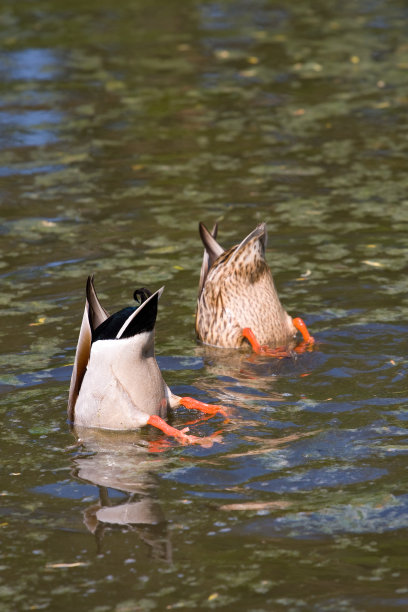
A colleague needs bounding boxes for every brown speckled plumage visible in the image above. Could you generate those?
[196,223,297,349]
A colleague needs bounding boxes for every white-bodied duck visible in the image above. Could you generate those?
[196,222,314,355]
[68,277,226,444]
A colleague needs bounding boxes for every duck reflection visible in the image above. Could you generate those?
[71,426,172,560]
[193,344,295,405]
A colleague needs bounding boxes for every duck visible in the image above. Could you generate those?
[68,276,227,444]
[196,222,314,355]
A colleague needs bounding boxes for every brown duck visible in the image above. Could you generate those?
[196,222,314,355]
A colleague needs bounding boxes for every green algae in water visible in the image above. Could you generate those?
[1,0,408,610]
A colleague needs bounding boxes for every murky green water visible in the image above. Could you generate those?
[1,0,408,609]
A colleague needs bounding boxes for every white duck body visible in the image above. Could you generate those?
[73,331,169,430]
[68,280,175,431]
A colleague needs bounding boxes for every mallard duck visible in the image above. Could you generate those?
[196,222,314,355]
[68,276,226,444]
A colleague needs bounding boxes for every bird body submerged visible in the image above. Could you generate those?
[68,282,169,430]
[196,223,313,353]
[73,334,168,430]
[68,278,226,443]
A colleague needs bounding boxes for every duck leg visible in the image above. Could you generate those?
[242,328,291,357]
[147,414,202,444]
[146,389,229,446]
[242,319,314,358]
[292,317,314,344]
[291,317,315,356]
[147,414,223,448]
[164,386,228,418]
[177,396,229,418]
[147,412,223,453]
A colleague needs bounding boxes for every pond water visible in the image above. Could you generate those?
[1,0,408,609]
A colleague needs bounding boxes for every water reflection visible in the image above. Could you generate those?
[72,426,172,561]
[0,48,63,82]
[0,109,63,149]
[1,0,407,608]
[194,343,312,405]
[234,492,408,538]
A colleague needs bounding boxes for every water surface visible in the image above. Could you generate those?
[1,0,408,610]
